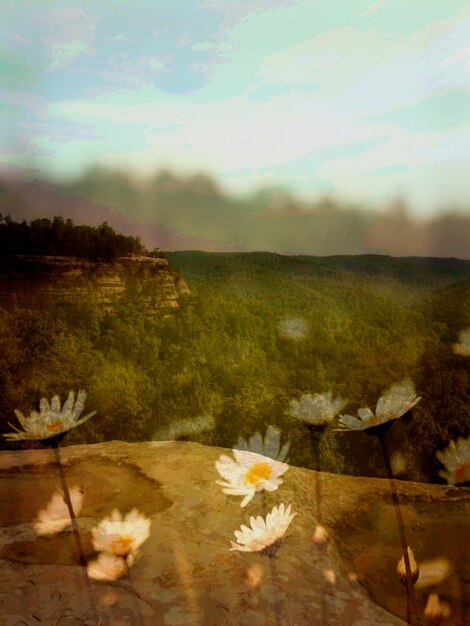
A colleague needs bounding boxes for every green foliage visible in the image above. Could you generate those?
[0,215,145,260]
[1,249,469,483]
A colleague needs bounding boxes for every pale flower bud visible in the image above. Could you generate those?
[416,557,451,588]
[324,568,336,584]
[245,563,264,589]
[87,553,127,581]
[390,451,407,476]
[312,524,329,545]
[424,593,452,620]
[396,546,419,585]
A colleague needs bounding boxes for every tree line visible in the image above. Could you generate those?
[0,215,147,260]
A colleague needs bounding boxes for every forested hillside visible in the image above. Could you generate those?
[1,246,469,484]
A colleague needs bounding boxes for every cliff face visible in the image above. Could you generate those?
[0,255,190,314]
[0,440,468,625]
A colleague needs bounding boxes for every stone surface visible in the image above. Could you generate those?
[0,441,468,625]
[0,255,190,314]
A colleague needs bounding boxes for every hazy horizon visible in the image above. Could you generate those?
[1,164,469,259]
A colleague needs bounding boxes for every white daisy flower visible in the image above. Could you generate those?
[453,328,470,356]
[436,436,470,485]
[91,508,151,558]
[35,486,84,536]
[234,425,290,463]
[216,450,289,508]
[336,378,421,431]
[4,390,96,441]
[289,391,346,426]
[216,427,289,508]
[230,503,297,556]
[87,552,128,581]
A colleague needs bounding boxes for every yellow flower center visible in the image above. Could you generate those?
[110,535,134,556]
[47,420,63,434]
[244,462,272,486]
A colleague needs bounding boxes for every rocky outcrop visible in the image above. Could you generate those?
[0,440,468,625]
[0,255,190,314]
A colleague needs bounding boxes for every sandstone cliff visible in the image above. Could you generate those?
[0,255,190,314]
[0,441,468,625]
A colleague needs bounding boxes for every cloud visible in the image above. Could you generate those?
[361,165,412,177]
[365,90,470,133]
[359,0,389,18]
[32,7,100,70]
[442,45,470,71]
[148,56,170,71]
[258,24,408,98]
[258,11,468,97]
[49,39,88,68]
[11,32,30,46]
[366,203,470,258]
[191,41,216,51]
[2,1,469,212]
[50,91,388,180]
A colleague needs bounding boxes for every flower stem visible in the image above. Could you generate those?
[309,426,323,520]
[52,442,101,625]
[377,432,418,626]
[127,566,145,626]
[262,492,289,626]
[309,426,331,625]
[269,554,287,626]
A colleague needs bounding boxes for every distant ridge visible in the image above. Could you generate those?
[166,250,470,288]
[0,175,242,253]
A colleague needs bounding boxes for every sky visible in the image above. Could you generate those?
[1,0,470,215]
